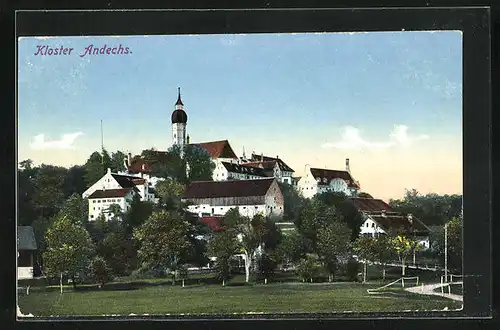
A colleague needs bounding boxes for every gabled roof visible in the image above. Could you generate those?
[367,212,430,234]
[88,187,137,199]
[185,178,276,199]
[310,168,360,188]
[349,197,392,212]
[111,174,141,188]
[191,140,238,159]
[250,153,295,172]
[244,160,276,171]
[221,161,268,177]
[17,226,37,251]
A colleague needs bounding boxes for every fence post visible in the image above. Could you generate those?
[402,278,405,288]
[440,276,444,294]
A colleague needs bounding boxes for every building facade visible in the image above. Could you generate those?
[297,159,360,198]
[82,168,156,221]
[350,197,430,249]
[184,178,284,218]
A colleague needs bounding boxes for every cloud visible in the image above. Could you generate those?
[29,132,83,150]
[321,125,429,151]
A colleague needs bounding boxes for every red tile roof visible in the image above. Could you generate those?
[190,140,238,159]
[185,178,276,199]
[349,197,393,212]
[310,168,360,188]
[88,187,136,199]
[200,216,226,231]
[221,161,268,177]
[368,212,430,234]
[249,153,295,172]
[127,151,170,173]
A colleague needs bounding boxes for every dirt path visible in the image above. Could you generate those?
[405,282,463,302]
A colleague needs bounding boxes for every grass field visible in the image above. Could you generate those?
[18,272,462,316]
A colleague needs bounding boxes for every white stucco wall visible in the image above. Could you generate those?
[172,123,186,146]
[17,267,34,280]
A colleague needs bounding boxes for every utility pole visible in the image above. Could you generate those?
[444,222,448,283]
[100,119,104,165]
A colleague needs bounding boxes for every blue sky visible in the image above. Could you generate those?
[17,32,463,200]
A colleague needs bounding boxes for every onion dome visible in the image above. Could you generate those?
[171,87,187,124]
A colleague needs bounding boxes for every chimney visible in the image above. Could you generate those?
[346,158,350,172]
[127,152,132,164]
[407,213,413,224]
[107,168,111,174]
[261,152,264,162]
[381,209,386,217]
[141,163,146,171]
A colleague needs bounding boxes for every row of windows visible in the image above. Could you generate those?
[365,222,376,228]
[92,198,120,204]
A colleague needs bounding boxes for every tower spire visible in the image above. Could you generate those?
[175,87,184,107]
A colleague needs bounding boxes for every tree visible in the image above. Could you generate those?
[389,189,463,226]
[84,152,106,189]
[429,217,463,272]
[133,210,193,281]
[296,254,321,283]
[316,222,352,282]
[31,164,68,220]
[155,179,186,211]
[295,198,340,250]
[183,144,216,182]
[257,253,277,284]
[177,264,189,288]
[99,224,137,276]
[208,230,239,286]
[83,149,114,189]
[43,216,94,293]
[63,165,87,197]
[57,193,88,225]
[18,160,39,226]
[122,194,154,236]
[275,231,307,267]
[353,236,376,282]
[88,256,113,288]
[110,151,127,173]
[223,209,269,283]
[277,181,305,223]
[391,234,415,276]
[371,235,394,281]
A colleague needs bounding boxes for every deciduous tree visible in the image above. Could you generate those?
[133,210,193,281]
[207,230,239,286]
[43,216,94,293]
[316,222,352,282]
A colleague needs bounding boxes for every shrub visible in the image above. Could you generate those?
[296,254,321,282]
[257,253,277,281]
[88,256,113,288]
[346,257,360,282]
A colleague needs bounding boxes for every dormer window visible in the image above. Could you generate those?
[323,178,327,183]
[316,177,321,182]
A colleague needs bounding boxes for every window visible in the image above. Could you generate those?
[93,207,95,210]
[371,223,375,228]
[211,208,214,214]
[90,215,94,219]
[366,222,369,227]
[98,200,101,203]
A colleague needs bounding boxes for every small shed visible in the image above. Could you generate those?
[17,226,38,279]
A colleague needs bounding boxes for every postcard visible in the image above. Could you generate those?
[17,30,465,318]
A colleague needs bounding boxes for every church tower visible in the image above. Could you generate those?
[171,87,188,147]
